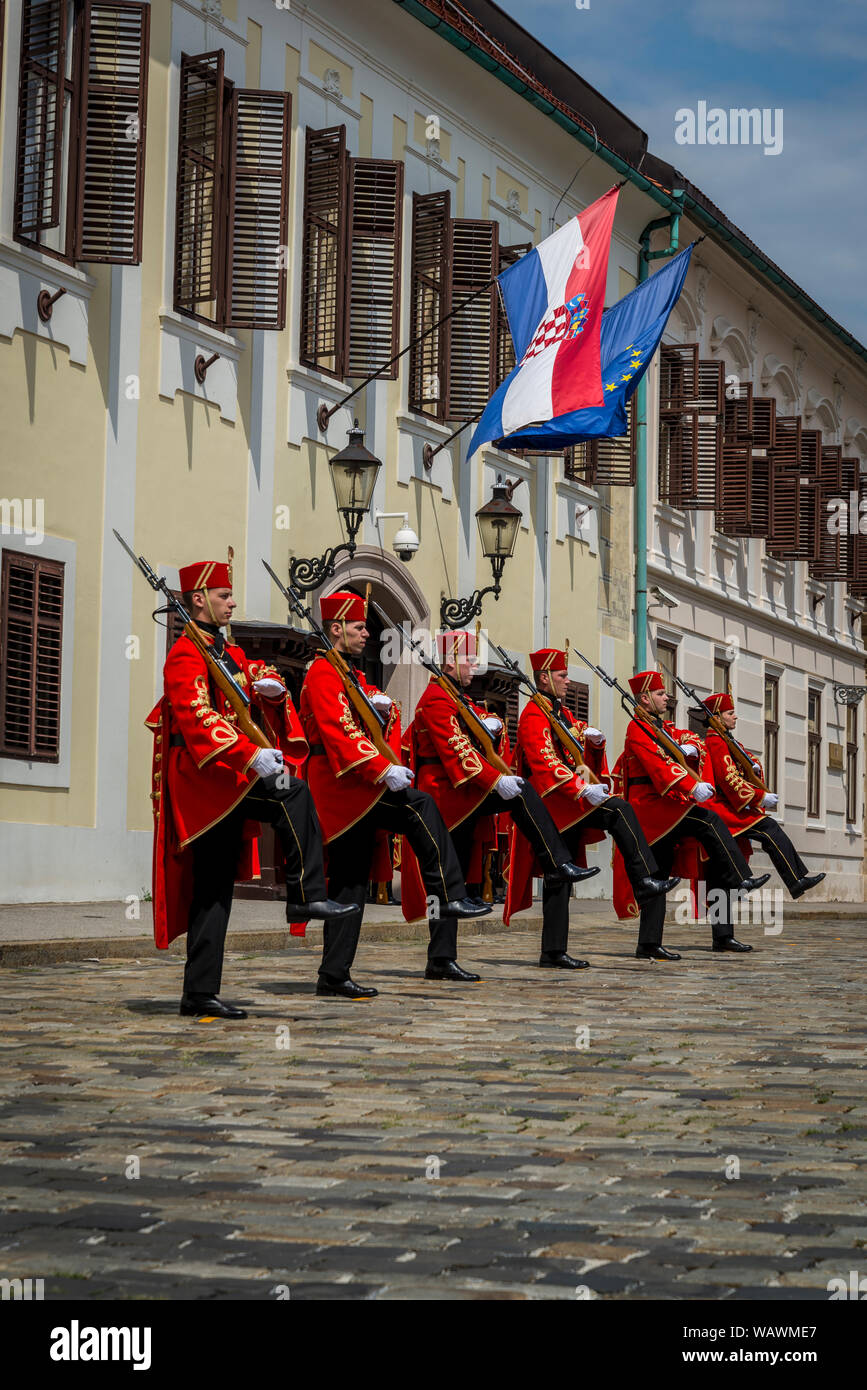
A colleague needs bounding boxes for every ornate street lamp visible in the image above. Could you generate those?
[289,420,382,592]
[440,478,523,629]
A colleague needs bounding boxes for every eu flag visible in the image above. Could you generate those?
[495,242,695,451]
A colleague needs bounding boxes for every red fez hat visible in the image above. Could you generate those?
[437,630,477,661]
[530,647,568,675]
[178,561,231,592]
[320,590,367,623]
[703,691,734,715]
[628,670,665,696]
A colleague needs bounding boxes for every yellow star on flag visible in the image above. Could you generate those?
[605,382,617,392]
[621,373,633,382]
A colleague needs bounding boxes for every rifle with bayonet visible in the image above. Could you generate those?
[114,530,272,750]
[486,639,600,785]
[570,644,701,781]
[262,561,400,766]
[367,603,511,776]
[673,673,766,790]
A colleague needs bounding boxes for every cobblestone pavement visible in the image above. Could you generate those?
[1,915,866,1300]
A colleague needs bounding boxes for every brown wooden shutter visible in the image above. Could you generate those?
[495,242,531,385]
[565,679,589,723]
[848,469,867,596]
[504,685,519,749]
[810,445,849,581]
[446,219,498,421]
[346,158,403,377]
[173,50,225,322]
[566,397,636,486]
[659,343,698,413]
[14,0,69,243]
[409,190,451,420]
[299,125,348,376]
[0,551,64,762]
[717,393,775,537]
[74,0,149,264]
[223,88,290,329]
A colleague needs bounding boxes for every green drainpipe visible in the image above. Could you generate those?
[634,194,683,670]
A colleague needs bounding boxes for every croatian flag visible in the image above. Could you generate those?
[467,185,620,457]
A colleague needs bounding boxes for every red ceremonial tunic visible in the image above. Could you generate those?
[612,715,701,920]
[703,730,765,836]
[411,679,503,829]
[145,632,308,949]
[299,655,401,842]
[504,701,608,924]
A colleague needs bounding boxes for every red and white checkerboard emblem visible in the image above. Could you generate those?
[521,293,589,362]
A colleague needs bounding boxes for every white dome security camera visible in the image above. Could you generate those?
[375,510,420,562]
[393,524,420,562]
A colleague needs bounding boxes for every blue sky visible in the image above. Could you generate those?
[501,0,867,346]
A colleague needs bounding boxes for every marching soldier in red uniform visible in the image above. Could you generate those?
[300,592,489,999]
[409,631,597,920]
[146,560,353,1019]
[614,671,769,959]
[701,692,825,901]
[505,648,679,967]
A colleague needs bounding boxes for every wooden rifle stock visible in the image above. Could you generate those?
[323,649,401,766]
[529,690,599,785]
[703,710,766,791]
[183,619,273,751]
[430,674,512,776]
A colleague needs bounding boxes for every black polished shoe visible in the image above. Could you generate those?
[712,937,753,953]
[286,898,357,922]
[635,945,681,961]
[635,874,681,902]
[179,993,247,1019]
[439,897,493,918]
[315,976,378,999]
[424,960,482,982]
[539,951,590,970]
[544,862,601,888]
[468,896,489,909]
[790,871,826,899]
[736,873,770,894]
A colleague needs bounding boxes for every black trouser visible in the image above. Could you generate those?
[705,816,809,935]
[184,774,329,995]
[739,816,808,895]
[449,783,573,894]
[321,787,467,981]
[638,805,751,945]
[541,797,660,955]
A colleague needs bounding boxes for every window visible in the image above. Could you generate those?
[564,680,590,724]
[807,689,821,818]
[408,190,499,423]
[298,125,403,378]
[658,347,724,510]
[764,674,779,794]
[846,704,858,825]
[713,657,730,696]
[14,0,149,265]
[174,51,291,330]
[0,550,64,761]
[656,641,677,721]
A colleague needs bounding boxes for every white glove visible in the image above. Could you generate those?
[496,775,524,801]
[691,781,714,803]
[581,782,609,806]
[761,792,778,810]
[382,764,414,792]
[584,726,606,746]
[680,742,699,757]
[253,678,285,700]
[369,691,392,711]
[483,715,503,734]
[251,747,284,779]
